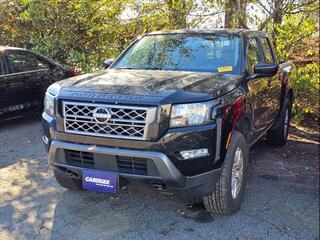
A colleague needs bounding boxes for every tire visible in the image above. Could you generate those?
[53,170,82,190]
[266,99,291,146]
[203,131,248,215]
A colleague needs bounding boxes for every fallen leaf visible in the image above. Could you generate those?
[289,211,303,216]
[289,171,300,177]
[177,207,187,215]
[110,196,120,201]
[238,237,250,240]
[282,224,292,231]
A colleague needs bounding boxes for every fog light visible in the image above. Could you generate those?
[180,148,209,160]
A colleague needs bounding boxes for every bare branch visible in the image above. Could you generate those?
[255,0,273,14]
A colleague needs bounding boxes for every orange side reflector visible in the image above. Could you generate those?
[226,132,232,149]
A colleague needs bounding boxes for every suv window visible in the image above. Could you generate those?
[8,51,48,73]
[247,38,263,73]
[260,37,274,63]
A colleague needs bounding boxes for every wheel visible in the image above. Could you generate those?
[266,99,291,146]
[203,131,248,215]
[53,170,82,190]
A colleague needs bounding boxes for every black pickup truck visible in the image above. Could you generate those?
[42,29,295,215]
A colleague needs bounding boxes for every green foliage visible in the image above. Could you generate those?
[275,14,318,60]
[274,13,319,122]
[31,35,68,62]
[0,0,195,71]
[292,63,320,117]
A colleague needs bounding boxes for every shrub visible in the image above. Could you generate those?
[292,63,319,122]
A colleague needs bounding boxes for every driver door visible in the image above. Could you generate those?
[246,38,274,138]
[259,37,281,124]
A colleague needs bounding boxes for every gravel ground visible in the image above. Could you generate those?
[0,116,319,240]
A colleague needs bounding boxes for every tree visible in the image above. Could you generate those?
[165,0,189,29]
[223,0,249,28]
[256,0,319,31]
[224,0,236,28]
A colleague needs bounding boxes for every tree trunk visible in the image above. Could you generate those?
[224,0,249,29]
[273,0,284,25]
[224,0,236,28]
[237,0,248,28]
[273,0,284,46]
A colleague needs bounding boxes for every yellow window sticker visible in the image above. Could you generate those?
[218,66,233,73]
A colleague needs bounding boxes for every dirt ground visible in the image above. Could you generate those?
[0,116,319,240]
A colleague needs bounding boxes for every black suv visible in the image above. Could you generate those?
[0,46,76,121]
[42,29,295,214]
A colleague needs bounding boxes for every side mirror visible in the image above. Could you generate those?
[104,58,114,69]
[253,63,279,78]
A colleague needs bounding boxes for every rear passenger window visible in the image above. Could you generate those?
[8,51,47,73]
[247,38,263,73]
[261,38,274,63]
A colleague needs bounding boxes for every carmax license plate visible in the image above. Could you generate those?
[82,169,118,194]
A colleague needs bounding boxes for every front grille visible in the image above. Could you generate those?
[116,156,147,175]
[64,150,148,175]
[66,150,94,168]
[63,101,156,140]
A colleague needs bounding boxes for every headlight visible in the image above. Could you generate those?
[170,101,214,127]
[44,92,55,116]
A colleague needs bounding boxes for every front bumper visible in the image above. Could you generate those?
[43,112,221,176]
[49,140,220,197]
[43,112,222,197]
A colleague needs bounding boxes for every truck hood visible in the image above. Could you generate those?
[52,69,243,105]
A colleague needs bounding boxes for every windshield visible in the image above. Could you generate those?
[112,34,241,74]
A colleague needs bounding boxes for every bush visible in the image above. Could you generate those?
[292,63,319,122]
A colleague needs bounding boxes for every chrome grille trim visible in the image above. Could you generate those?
[63,101,157,140]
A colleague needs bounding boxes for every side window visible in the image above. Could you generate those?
[8,51,45,73]
[260,37,274,63]
[35,57,51,70]
[247,38,263,73]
